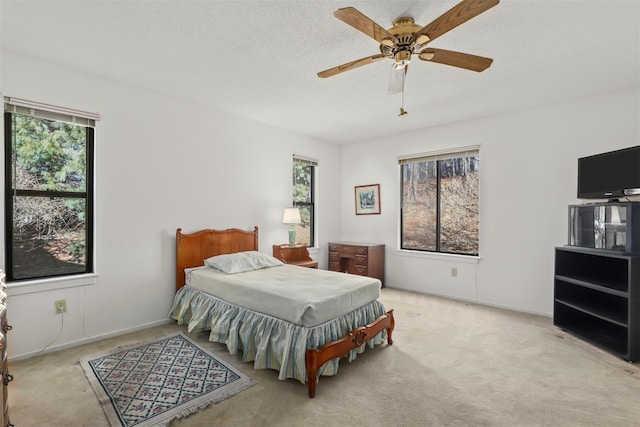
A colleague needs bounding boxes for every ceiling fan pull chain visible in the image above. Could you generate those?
[398,93,409,115]
[399,67,408,116]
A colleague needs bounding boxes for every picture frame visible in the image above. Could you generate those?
[354,184,381,215]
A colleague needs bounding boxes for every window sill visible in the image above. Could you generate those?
[6,273,99,296]
[397,249,480,264]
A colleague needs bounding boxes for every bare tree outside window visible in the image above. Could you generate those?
[401,151,479,256]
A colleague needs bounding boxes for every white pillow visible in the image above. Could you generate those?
[204,251,283,274]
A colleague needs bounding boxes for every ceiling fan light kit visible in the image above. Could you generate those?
[380,16,423,68]
[393,50,412,68]
[317,0,499,113]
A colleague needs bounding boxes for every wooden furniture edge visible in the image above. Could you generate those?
[175,226,259,292]
[305,309,395,398]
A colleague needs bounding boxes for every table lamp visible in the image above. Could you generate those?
[282,207,301,246]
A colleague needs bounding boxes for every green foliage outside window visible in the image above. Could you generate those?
[13,115,87,191]
[293,159,314,246]
[6,112,92,280]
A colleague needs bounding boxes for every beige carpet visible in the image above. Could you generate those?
[8,288,640,426]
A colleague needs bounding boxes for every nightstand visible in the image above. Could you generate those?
[272,244,318,268]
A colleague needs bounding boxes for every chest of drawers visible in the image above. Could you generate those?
[328,242,384,286]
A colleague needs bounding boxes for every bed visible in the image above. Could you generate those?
[169,226,394,398]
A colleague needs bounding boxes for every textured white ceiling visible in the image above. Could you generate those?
[2,1,638,144]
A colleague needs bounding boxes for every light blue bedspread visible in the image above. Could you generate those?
[186,264,381,327]
[169,266,388,384]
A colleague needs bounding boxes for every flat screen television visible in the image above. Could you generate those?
[577,145,640,199]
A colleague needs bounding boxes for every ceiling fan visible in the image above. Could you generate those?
[317,0,499,82]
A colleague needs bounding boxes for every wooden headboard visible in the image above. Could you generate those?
[175,226,259,291]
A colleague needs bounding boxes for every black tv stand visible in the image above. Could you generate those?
[554,246,639,361]
[554,202,639,361]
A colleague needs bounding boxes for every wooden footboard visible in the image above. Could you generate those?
[305,309,395,398]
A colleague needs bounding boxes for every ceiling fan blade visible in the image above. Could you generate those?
[413,0,499,44]
[334,7,396,44]
[317,54,385,78]
[419,48,493,72]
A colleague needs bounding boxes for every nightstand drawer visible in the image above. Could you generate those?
[290,260,318,269]
[273,243,315,268]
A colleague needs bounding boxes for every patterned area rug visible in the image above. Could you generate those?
[80,332,255,427]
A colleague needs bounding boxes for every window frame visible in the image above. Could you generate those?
[4,102,97,282]
[292,155,316,248]
[399,146,480,257]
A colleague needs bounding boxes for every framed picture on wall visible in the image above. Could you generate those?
[354,184,381,215]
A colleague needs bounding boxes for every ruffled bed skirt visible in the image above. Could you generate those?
[169,285,388,384]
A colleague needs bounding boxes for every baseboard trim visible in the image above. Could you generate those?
[383,286,551,318]
[9,318,174,361]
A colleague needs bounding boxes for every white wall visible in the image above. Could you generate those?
[341,89,639,316]
[1,51,343,359]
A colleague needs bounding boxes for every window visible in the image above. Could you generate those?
[4,98,97,281]
[399,147,479,256]
[292,155,316,247]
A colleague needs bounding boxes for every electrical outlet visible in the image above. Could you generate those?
[451,267,458,277]
[55,299,67,314]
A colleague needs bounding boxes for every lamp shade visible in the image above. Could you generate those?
[282,207,301,224]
